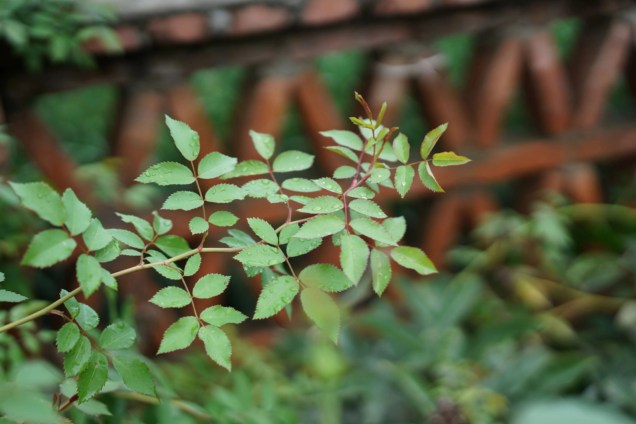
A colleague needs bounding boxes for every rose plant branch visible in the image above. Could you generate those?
[0,94,470,412]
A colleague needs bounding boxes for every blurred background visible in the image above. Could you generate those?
[1,0,636,422]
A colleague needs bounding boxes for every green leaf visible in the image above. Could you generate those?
[76,304,100,331]
[267,193,288,204]
[392,133,410,164]
[165,115,199,161]
[155,235,190,256]
[199,326,232,371]
[184,254,201,277]
[157,316,200,354]
[282,178,320,193]
[242,179,279,198]
[62,189,92,236]
[83,219,113,251]
[220,229,255,248]
[340,234,369,285]
[290,195,311,205]
[116,213,154,240]
[420,123,447,159]
[349,199,387,218]
[77,352,108,402]
[101,269,117,290]
[189,217,208,235]
[205,184,245,203]
[162,191,203,211]
[136,162,195,186]
[293,214,345,239]
[279,224,299,244]
[301,287,340,343]
[350,218,397,246]
[391,246,437,275]
[395,165,414,198]
[152,212,173,235]
[298,196,343,215]
[0,289,27,303]
[365,141,398,162]
[22,229,76,268]
[325,146,359,162]
[64,336,91,376]
[233,245,285,267]
[193,274,230,299]
[348,187,375,199]
[112,355,156,397]
[10,181,65,226]
[333,166,356,179]
[99,322,136,350]
[287,237,322,257]
[247,218,278,245]
[0,272,4,282]
[201,306,248,326]
[94,240,120,263]
[56,322,80,353]
[250,130,275,160]
[62,290,80,318]
[221,160,268,179]
[299,264,353,292]
[383,216,407,244]
[432,151,471,167]
[273,151,314,173]
[511,399,636,424]
[77,254,102,297]
[150,287,191,308]
[149,263,182,281]
[367,168,391,184]
[111,229,144,250]
[198,152,238,179]
[209,211,239,227]
[418,162,444,192]
[253,276,299,319]
[320,130,363,150]
[312,177,342,194]
[370,249,392,296]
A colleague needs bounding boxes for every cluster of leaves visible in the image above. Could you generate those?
[156,200,636,424]
[0,95,469,415]
[0,0,120,70]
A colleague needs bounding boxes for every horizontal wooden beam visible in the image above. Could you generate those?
[1,0,631,109]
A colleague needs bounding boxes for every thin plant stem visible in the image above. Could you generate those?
[0,246,243,334]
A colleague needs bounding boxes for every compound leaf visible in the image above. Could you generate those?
[22,229,76,268]
[253,276,299,319]
[157,316,200,354]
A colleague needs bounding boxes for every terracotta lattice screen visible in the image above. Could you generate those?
[1,0,635,343]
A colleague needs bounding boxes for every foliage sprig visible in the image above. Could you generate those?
[0,94,469,409]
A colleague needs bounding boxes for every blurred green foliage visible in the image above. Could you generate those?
[2,199,636,423]
[0,0,119,70]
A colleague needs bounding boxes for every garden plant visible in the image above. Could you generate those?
[0,94,470,420]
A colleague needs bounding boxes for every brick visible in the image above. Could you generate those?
[83,25,144,54]
[114,91,164,185]
[415,61,471,150]
[465,33,523,147]
[232,5,292,35]
[421,195,465,268]
[522,30,571,135]
[302,0,359,26]
[296,70,345,174]
[10,110,93,202]
[147,13,209,44]
[374,0,433,15]
[570,18,631,129]
[563,163,602,203]
[232,73,295,160]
